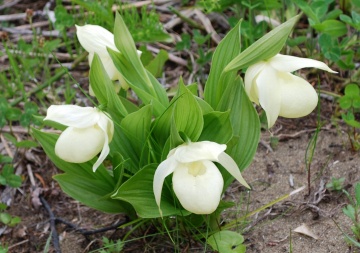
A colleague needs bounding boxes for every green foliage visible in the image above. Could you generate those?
[99,237,124,253]
[72,0,114,28]
[326,177,345,191]
[120,6,172,43]
[0,243,8,253]
[112,164,184,218]
[338,83,360,150]
[342,182,360,247]
[0,203,21,227]
[175,28,213,72]
[293,0,359,70]
[0,163,22,188]
[207,230,246,253]
[54,5,75,31]
[142,48,169,78]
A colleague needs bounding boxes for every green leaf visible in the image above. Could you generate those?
[112,164,184,218]
[344,83,360,97]
[15,140,38,148]
[2,164,14,177]
[54,5,75,31]
[6,174,22,188]
[116,105,153,171]
[112,12,169,114]
[199,111,233,144]
[6,108,21,121]
[355,183,360,207]
[225,15,300,72]
[293,0,320,23]
[204,20,241,108]
[339,97,352,109]
[0,154,12,164]
[89,54,128,121]
[9,216,21,227]
[217,77,260,171]
[312,20,347,37]
[24,101,38,114]
[342,112,360,128]
[0,175,6,185]
[108,49,167,116]
[152,81,204,146]
[0,213,11,225]
[19,113,32,127]
[207,230,246,253]
[54,174,131,214]
[172,81,204,142]
[145,49,169,78]
[343,204,356,221]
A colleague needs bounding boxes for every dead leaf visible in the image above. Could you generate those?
[293,224,319,240]
[31,187,43,210]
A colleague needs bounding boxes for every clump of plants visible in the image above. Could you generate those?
[32,12,337,252]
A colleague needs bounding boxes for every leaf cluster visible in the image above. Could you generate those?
[0,203,21,227]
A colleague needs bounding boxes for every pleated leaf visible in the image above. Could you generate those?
[204,20,241,108]
[225,15,300,72]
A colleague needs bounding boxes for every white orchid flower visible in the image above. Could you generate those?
[44,105,114,172]
[244,54,337,128]
[76,24,141,94]
[153,141,250,215]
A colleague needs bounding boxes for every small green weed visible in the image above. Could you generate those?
[0,203,21,227]
[0,154,21,188]
[294,0,359,70]
[98,237,124,253]
[342,182,360,247]
[0,243,8,253]
[0,164,22,188]
[326,177,345,191]
[338,83,360,150]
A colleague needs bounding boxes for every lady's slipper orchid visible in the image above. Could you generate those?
[76,24,141,94]
[153,141,250,215]
[44,105,114,172]
[244,54,337,128]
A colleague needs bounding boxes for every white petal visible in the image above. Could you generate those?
[91,113,114,172]
[100,55,122,81]
[256,67,282,128]
[153,156,177,212]
[76,25,118,56]
[244,61,266,104]
[278,73,318,118]
[217,152,250,188]
[172,160,223,214]
[173,141,226,163]
[55,126,105,163]
[44,105,100,128]
[269,54,337,73]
